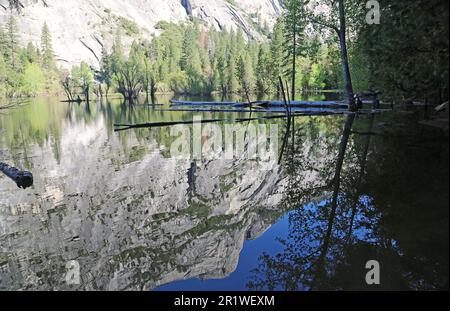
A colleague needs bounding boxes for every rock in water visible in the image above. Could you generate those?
[0,162,34,189]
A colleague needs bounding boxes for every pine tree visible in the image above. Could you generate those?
[24,42,38,64]
[237,53,255,97]
[180,26,196,71]
[234,28,245,55]
[0,27,7,59]
[5,15,19,70]
[41,22,55,70]
[0,53,6,97]
[283,0,308,100]
[226,52,238,95]
[269,21,285,95]
[256,45,271,94]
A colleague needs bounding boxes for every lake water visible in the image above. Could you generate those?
[0,95,448,290]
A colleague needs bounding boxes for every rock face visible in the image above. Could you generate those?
[0,0,283,69]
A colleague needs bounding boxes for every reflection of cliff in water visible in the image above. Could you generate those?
[0,109,295,290]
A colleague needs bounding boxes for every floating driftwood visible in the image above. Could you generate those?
[0,162,33,189]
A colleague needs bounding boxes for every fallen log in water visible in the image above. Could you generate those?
[170,99,349,109]
[245,100,348,109]
[114,118,227,131]
[156,108,284,114]
[61,98,83,103]
[170,100,238,106]
[113,110,354,132]
[0,162,33,189]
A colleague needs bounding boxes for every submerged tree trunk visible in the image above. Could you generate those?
[0,162,33,189]
[338,0,356,111]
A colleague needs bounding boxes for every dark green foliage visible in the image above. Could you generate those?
[357,0,449,103]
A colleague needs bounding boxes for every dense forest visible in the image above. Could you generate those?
[1,0,448,107]
[0,17,59,98]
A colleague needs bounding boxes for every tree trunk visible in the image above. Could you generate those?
[0,162,33,189]
[291,28,297,101]
[338,0,356,111]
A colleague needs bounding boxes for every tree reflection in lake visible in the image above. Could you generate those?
[248,112,448,290]
[0,98,448,290]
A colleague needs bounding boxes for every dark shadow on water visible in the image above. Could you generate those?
[247,113,449,290]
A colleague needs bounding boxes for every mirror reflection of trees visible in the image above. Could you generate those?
[248,113,448,290]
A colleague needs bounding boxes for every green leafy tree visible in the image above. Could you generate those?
[308,63,326,90]
[22,62,45,96]
[72,61,94,102]
[115,41,145,101]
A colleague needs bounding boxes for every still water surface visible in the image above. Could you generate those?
[0,95,448,290]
